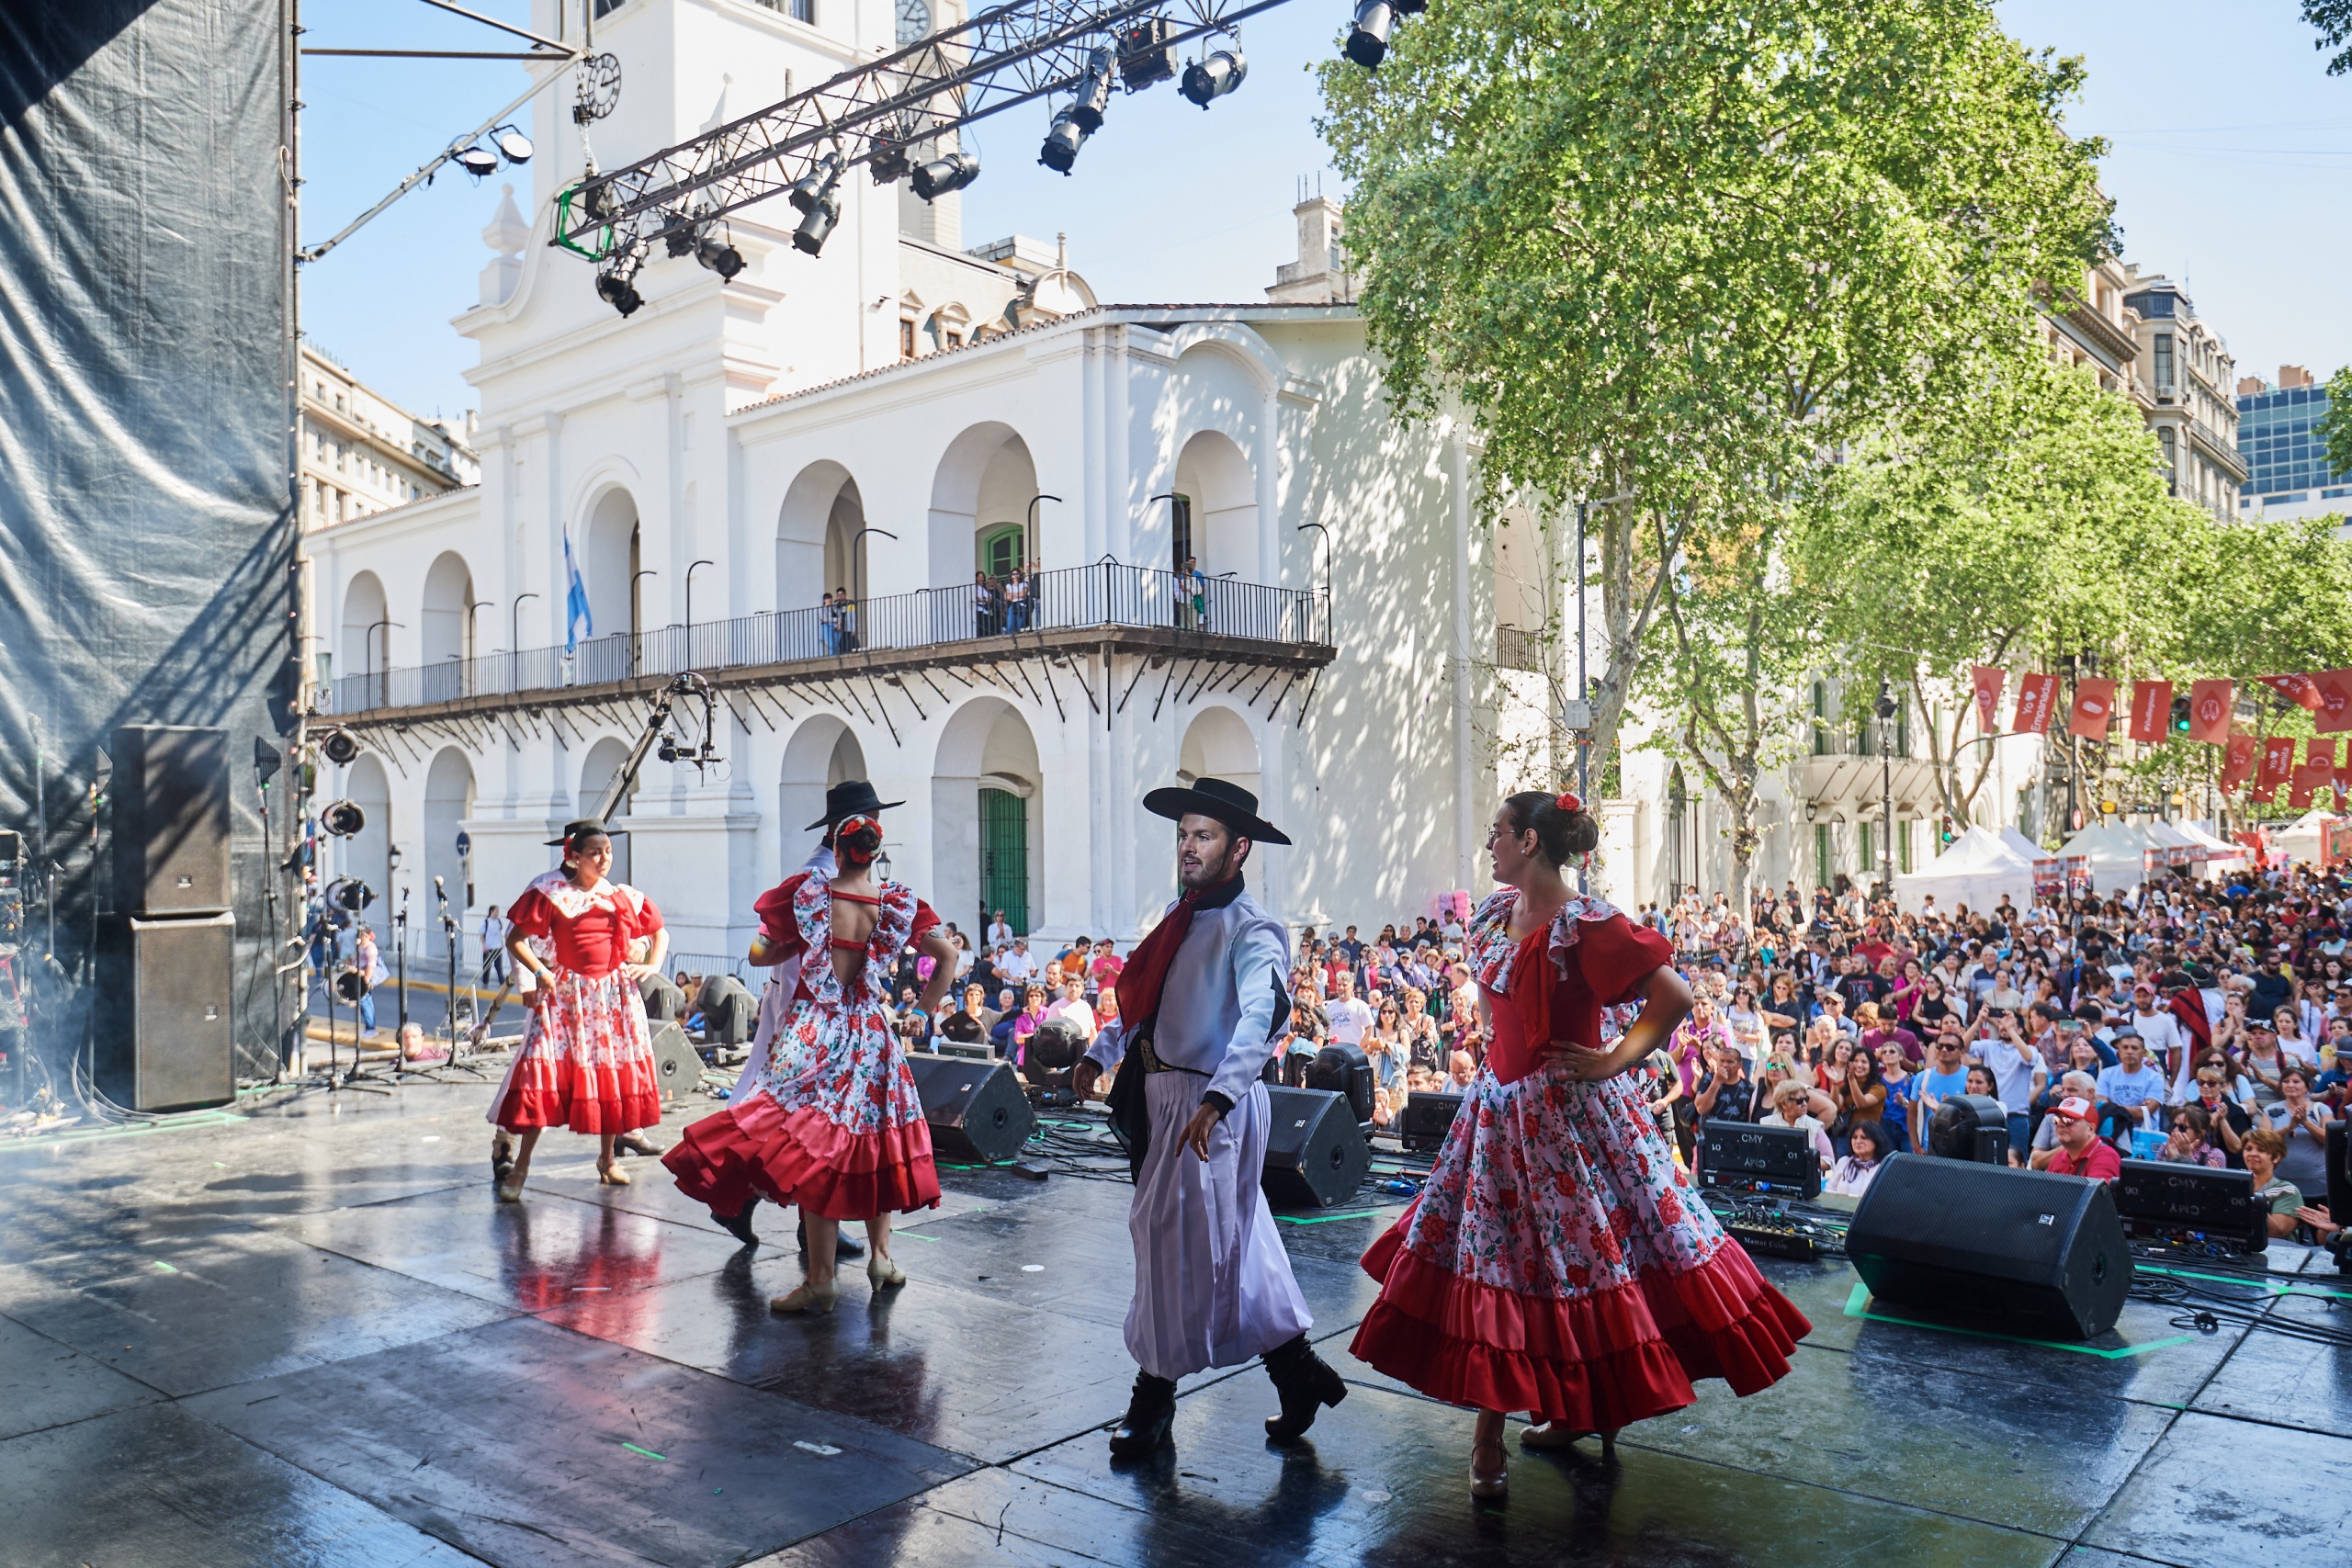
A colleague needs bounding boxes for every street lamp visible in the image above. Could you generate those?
[848,528,897,628]
[874,846,893,886]
[1875,678,1897,892]
[684,560,713,659]
[509,592,539,655]
[365,617,403,708]
[1295,520,1330,640]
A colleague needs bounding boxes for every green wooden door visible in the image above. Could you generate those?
[979,787,1028,934]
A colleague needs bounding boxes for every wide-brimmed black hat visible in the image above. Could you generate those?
[1142,776,1291,846]
[544,818,607,847]
[806,779,905,831]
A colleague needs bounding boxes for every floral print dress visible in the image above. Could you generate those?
[663,871,942,1222]
[1351,889,1811,1430]
[485,871,663,1135]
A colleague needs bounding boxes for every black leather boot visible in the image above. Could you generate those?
[795,1218,865,1259]
[715,1196,760,1247]
[1261,1334,1347,1442]
[1108,1371,1178,1458]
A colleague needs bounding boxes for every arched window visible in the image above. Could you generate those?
[977,523,1023,579]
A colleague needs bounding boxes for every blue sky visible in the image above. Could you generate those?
[298,0,2352,422]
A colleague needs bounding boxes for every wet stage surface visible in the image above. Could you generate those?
[6,1082,2350,1567]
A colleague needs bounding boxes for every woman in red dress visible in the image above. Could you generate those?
[486,820,668,1201]
[662,794,959,1313]
[1352,791,1811,1500]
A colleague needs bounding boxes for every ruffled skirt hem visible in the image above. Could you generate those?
[492,1055,662,1135]
[662,1088,939,1223]
[1351,1227,1810,1428]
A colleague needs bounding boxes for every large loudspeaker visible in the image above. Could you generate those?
[98,913,234,1111]
[1399,1089,1465,1153]
[111,726,231,916]
[1261,1086,1371,1210]
[1846,1156,2132,1340]
[650,1021,701,1103]
[909,1054,1036,1163]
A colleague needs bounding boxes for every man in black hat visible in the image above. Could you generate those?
[1072,777,1343,1458]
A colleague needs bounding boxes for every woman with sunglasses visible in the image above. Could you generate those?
[664,784,958,1313]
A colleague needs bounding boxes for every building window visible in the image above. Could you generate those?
[1811,681,1828,756]
[1170,493,1193,573]
[2153,333,2175,389]
[1815,823,1833,884]
[2158,427,2177,494]
[1858,820,1875,881]
[795,0,815,20]
[899,317,916,359]
[978,523,1023,579]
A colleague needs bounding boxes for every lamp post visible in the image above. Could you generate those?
[365,617,402,709]
[1025,493,1061,561]
[1295,520,1330,641]
[388,841,408,1034]
[1875,678,1897,893]
[509,592,539,656]
[848,528,897,637]
[629,568,659,672]
[684,560,712,664]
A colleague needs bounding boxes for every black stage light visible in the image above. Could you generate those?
[325,875,376,913]
[869,141,911,183]
[794,190,841,255]
[320,799,366,837]
[492,124,534,164]
[1928,1092,2013,1165]
[1306,1043,1374,1124]
[695,233,744,278]
[334,967,371,1003]
[910,150,979,201]
[1038,108,1088,175]
[319,727,363,765]
[1070,44,1116,133]
[1117,17,1180,89]
[1180,47,1247,108]
[664,224,697,257]
[596,268,644,316]
[454,144,501,177]
[789,152,844,213]
[1345,0,1396,66]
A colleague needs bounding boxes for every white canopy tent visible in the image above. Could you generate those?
[1996,826,2048,867]
[2178,820,2248,871]
[2056,823,2155,890]
[2272,809,2342,869]
[1892,825,2038,915]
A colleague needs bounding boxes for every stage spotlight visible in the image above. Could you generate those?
[789,152,844,214]
[318,727,363,765]
[492,124,534,164]
[334,967,371,1003]
[1038,108,1088,175]
[910,151,978,201]
[695,233,744,278]
[794,190,841,255]
[1180,46,1247,107]
[453,144,501,177]
[324,875,376,913]
[1070,44,1115,133]
[596,267,644,316]
[320,800,366,838]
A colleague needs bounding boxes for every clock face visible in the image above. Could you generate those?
[896,0,930,44]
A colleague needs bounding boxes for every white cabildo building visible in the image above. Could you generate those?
[311,0,1510,967]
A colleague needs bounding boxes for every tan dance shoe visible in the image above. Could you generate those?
[1470,1437,1509,1500]
[866,1253,907,1290]
[596,1159,632,1186]
[770,1278,841,1314]
[495,1177,526,1204]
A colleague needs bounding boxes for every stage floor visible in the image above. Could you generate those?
[4,1081,2348,1568]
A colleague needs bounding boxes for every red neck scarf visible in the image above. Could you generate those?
[1119,873,1245,1035]
[2168,988,2212,1061]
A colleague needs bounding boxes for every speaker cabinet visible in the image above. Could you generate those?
[650,1021,701,1104]
[1399,1089,1464,1153]
[1261,1085,1371,1210]
[1696,1116,1824,1198]
[908,1054,1036,1163]
[98,912,234,1111]
[1846,1156,2132,1340]
[111,726,232,917]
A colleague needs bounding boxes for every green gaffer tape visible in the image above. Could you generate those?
[1841,1282,2195,1359]
[620,1441,666,1461]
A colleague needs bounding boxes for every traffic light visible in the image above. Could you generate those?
[1939,815,1955,844]
[2169,694,2191,734]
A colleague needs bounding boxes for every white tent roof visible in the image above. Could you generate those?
[2143,820,2199,850]
[2274,810,2341,865]
[1995,826,2048,866]
[2056,823,2153,887]
[1892,825,2037,914]
[2178,820,2249,867]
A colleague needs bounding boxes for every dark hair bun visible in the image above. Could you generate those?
[1502,790,1600,866]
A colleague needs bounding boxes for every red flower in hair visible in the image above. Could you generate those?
[1555,791,1581,813]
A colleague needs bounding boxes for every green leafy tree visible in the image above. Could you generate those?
[1317,0,2111,780]
[2317,363,2352,488]
[2305,1,2352,75]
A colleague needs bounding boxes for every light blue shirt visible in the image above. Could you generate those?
[1087,889,1290,1111]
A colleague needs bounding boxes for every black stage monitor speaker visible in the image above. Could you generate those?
[1696,1117,1823,1198]
[1261,1085,1370,1210]
[1928,1093,2014,1166]
[909,1054,1036,1163]
[2115,1158,2266,1251]
[112,726,231,917]
[99,912,235,1111]
[650,1021,701,1103]
[1846,1156,2132,1340]
[1400,1089,1465,1153]
[2328,1122,2349,1233]
[1306,1043,1374,1123]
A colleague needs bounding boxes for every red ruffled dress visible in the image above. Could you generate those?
[662,871,943,1222]
[1352,889,1810,1430]
[485,871,664,1134]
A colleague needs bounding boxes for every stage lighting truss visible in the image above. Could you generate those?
[552,0,1304,274]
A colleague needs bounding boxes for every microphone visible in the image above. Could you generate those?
[434,874,445,893]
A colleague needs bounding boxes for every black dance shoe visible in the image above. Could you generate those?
[1261,1334,1347,1442]
[795,1219,865,1259]
[1108,1371,1178,1458]
[715,1197,760,1247]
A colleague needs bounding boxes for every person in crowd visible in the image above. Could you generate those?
[1400,987,1446,1076]
[1692,1041,1763,1122]
[2043,1095,2120,1182]
[1872,1039,1917,1152]
[479,903,506,986]
[1725,984,1769,1060]
[1046,976,1098,1042]
[1325,968,1374,1048]
[972,570,1000,637]
[2095,1031,2170,1140]
[937,981,997,1048]
[2158,1103,2228,1168]
[1762,1079,1835,1173]
[2261,1065,2336,1197]
[2241,1016,2293,1106]
[2028,1071,2102,1168]
[1826,1049,1886,1156]
[1911,1028,1973,1154]
[1823,1119,1890,1198]
[1351,790,1806,1501]
[2241,1128,2303,1239]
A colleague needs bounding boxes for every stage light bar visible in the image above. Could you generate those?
[453,144,502,177]
[795,188,841,254]
[320,800,366,838]
[1069,43,1116,132]
[596,266,645,316]
[318,727,364,765]
[910,150,979,201]
[695,234,745,278]
[789,152,845,213]
[1180,45,1246,107]
[1344,0,1422,67]
[492,124,535,164]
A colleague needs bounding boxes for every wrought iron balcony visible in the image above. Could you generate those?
[327,559,1332,725]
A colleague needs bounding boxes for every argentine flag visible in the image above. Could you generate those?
[563,532,593,654]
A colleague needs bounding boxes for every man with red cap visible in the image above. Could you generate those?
[2045,1096,2121,1182]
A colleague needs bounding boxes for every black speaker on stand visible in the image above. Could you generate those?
[98,727,234,1111]
[909,1053,1036,1163]
[1261,1085,1370,1209]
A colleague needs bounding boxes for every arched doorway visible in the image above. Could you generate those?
[780,716,867,874]
[582,487,639,683]
[579,736,637,884]
[930,423,1040,632]
[420,551,474,703]
[339,570,389,708]
[1178,706,1261,803]
[1172,431,1256,626]
[423,749,476,916]
[343,754,392,939]
[933,695,1039,936]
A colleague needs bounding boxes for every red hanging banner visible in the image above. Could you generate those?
[2311,738,2338,773]
[2290,770,2319,810]
[2013,672,2058,735]
[2188,679,2234,745]
[2259,736,2298,791]
[1972,665,2006,734]
[2127,680,2172,744]
[2221,734,2256,791]
[2313,670,2352,735]
[2067,677,2117,741]
[2257,673,2324,711]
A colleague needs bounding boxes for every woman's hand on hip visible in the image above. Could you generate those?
[1545,1039,1637,1082]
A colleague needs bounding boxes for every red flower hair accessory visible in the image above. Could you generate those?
[1555,791,1582,813]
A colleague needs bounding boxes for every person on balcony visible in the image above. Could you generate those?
[834,586,859,652]
[1002,567,1031,633]
[973,570,1000,637]
[662,781,958,1313]
[819,591,841,656]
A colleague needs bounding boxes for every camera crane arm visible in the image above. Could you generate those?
[592,671,719,823]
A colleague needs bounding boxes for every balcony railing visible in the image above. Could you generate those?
[330,559,1329,715]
